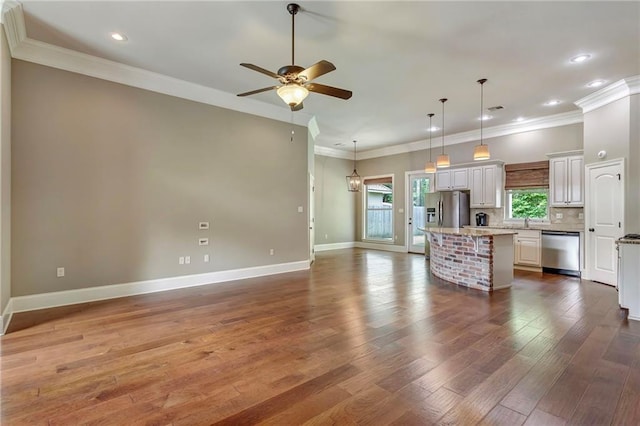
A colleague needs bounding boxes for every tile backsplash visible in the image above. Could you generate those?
[470,207,584,227]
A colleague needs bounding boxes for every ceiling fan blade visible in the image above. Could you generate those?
[237,86,279,97]
[306,83,353,100]
[240,63,281,79]
[291,102,304,112]
[298,60,336,82]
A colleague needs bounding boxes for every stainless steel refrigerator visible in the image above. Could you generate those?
[424,191,470,258]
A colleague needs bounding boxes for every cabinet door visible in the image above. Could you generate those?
[550,158,568,206]
[469,167,485,207]
[515,237,541,266]
[482,166,496,207]
[567,156,584,206]
[452,168,469,189]
[435,170,451,191]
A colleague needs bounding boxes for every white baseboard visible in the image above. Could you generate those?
[355,242,408,253]
[314,242,356,252]
[1,298,13,335]
[4,260,309,331]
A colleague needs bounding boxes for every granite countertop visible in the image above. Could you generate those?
[419,227,517,236]
[617,238,640,245]
[465,224,585,232]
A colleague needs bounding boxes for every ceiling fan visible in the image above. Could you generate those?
[237,3,352,111]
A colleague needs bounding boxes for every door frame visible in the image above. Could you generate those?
[405,170,435,253]
[584,158,625,283]
[309,174,315,264]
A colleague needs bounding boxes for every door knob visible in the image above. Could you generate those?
[589,228,595,232]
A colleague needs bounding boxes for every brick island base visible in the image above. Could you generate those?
[427,228,516,291]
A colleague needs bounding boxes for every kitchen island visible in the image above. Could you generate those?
[423,227,517,291]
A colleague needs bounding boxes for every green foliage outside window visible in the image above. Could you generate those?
[510,190,548,219]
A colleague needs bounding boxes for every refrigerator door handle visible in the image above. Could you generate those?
[438,201,443,227]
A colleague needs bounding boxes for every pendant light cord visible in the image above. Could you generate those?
[428,113,434,161]
[478,79,487,146]
[353,140,357,172]
[291,6,295,65]
[439,98,447,154]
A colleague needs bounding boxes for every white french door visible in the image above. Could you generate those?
[585,159,624,285]
[407,172,433,254]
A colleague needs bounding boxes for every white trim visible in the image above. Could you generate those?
[355,242,407,253]
[314,242,356,252]
[314,145,353,160]
[1,297,12,335]
[0,1,24,51]
[546,149,583,158]
[355,111,583,160]
[575,76,640,113]
[8,260,309,316]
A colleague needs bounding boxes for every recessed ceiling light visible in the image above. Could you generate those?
[570,54,591,63]
[110,33,127,42]
[428,126,440,132]
[479,115,493,121]
[587,79,606,88]
[514,117,525,122]
[544,99,561,106]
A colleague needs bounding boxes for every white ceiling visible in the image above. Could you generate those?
[12,1,640,152]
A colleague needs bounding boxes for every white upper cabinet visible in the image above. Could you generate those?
[549,155,584,207]
[469,164,503,208]
[435,168,469,191]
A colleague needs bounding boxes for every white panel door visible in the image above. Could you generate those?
[435,170,451,191]
[568,156,584,206]
[452,168,469,189]
[586,160,624,285]
[408,173,431,254]
[469,167,484,207]
[482,166,496,207]
[550,158,567,206]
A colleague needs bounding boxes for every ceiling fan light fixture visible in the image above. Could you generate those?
[277,83,309,107]
[473,78,491,161]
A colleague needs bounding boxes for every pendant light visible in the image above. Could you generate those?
[473,78,491,160]
[424,113,437,173]
[346,140,362,192]
[436,98,450,168]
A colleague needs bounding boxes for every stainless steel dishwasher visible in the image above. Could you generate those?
[541,231,581,277]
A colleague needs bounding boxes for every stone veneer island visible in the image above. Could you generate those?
[425,227,517,291]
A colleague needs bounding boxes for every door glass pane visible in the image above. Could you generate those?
[411,177,429,248]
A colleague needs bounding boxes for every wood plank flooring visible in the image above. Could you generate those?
[2,248,640,425]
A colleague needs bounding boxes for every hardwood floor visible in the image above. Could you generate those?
[2,248,640,425]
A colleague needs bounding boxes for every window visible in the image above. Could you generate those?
[506,188,549,220]
[364,176,393,241]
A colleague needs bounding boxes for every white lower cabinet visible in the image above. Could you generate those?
[514,230,541,267]
[618,242,640,321]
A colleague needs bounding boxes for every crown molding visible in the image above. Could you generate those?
[1,1,25,51]
[575,75,640,113]
[355,110,583,160]
[314,145,353,160]
[1,3,311,128]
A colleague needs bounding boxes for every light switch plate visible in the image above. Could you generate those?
[555,213,563,219]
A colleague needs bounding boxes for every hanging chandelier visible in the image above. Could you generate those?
[346,140,362,192]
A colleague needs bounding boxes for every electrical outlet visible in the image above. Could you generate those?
[185,256,191,264]
[199,222,209,230]
[578,213,584,220]
[325,234,328,239]
[56,267,65,277]
[556,213,564,219]
[179,257,185,265]
[269,249,275,256]
[204,254,210,263]
[199,238,209,246]
[297,206,303,213]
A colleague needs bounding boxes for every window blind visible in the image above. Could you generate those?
[504,161,549,189]
[363,176,393,185]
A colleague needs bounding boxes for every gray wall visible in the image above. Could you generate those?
[12,60,308,297]
[354,123,583,247]
[314,155,356,244]
[583,94,640,233]
[1,26,10,314]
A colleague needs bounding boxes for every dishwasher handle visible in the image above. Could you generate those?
[541,230,580,236]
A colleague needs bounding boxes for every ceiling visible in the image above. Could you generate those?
[11,1,640,152]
